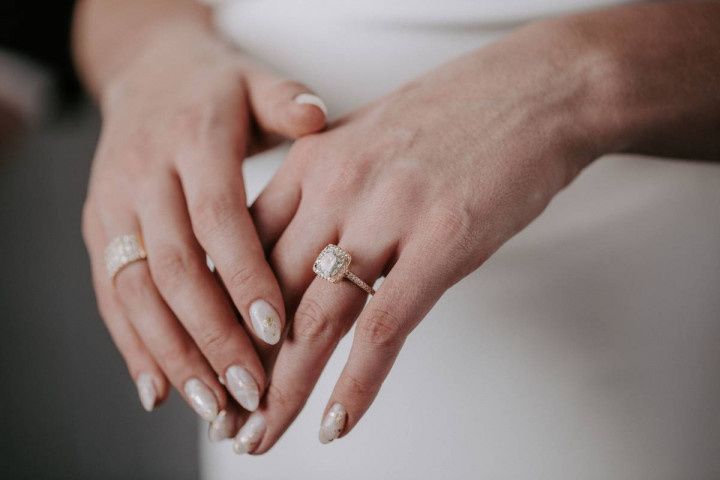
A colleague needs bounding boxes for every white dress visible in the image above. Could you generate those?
[202,1,720,478]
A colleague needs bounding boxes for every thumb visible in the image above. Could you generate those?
[244,69,327,139]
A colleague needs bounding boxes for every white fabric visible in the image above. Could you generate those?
[202,2,720,479]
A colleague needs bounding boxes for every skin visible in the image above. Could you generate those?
[76,0,720,452]
[246,1,720,452]
[75,0,325,419]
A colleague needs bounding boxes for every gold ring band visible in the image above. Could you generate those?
[105,233,147,281]
[313,244,376,296]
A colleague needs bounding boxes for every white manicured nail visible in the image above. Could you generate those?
[233,413,266,454]
[250,299,281,345]
[319,403,347,444]
[208,409,237,442]
[293,93,328,116]
[225,365,260,412]
[206,254,215,272]
[136,373,156,412]
[183,378,219,422]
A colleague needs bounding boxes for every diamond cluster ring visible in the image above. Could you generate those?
[105,233,147,281]
[313,244,376,296]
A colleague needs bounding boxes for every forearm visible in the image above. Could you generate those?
[561,1,720,160]
[72,0,215,97]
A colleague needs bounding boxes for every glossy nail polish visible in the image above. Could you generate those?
[233,413,266,454]
[136,373,156,412]
[319,403,347,444]
[225,365,260,412]
[249,299,281,345]
[208,409,237,442]
[293,93,328,116]
[183,378,219,422]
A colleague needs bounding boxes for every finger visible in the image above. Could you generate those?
[245,68,327,138]
[320,240,451,443]
[83,203,169,412]
[241,239,394,455]
[98,206,228,422]
[139,172,267,412]
[178,146,286,349]
[250,154,303,253]
[208,403,249,443]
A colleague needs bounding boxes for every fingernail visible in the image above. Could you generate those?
[225,365,260,412]
[250,299,281,345]
[293,93,328,116]
[136,373,157,412]
[233,413,266,455]
[319,403,347,444]
[208,409,237,442]
[183,378,219,422]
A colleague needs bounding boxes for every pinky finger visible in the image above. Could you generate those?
[85,205,169,412]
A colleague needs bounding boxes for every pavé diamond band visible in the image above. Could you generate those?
[313,244,376,296]
[105,233,147,281]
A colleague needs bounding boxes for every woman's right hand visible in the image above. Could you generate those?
[80,23,327,431]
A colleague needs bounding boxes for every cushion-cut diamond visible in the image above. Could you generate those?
[317,251,339,276]
[313,244,351,282]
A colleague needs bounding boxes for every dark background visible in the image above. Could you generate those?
[0,2,198,479]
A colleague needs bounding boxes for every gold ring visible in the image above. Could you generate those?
[313,244,376,295]
[105,233,147,281]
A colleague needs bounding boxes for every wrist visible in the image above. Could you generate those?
[538,15,639,159]
[98,23,235,114]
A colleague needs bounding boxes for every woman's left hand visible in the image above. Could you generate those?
[236,18,616,453]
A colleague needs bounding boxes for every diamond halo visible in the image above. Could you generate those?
[313,244,352,283]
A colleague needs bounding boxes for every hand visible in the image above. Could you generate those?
[81,24,327,423]
[239,19,612,452]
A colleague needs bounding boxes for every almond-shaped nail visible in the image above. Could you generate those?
[183,378,219,422]
[233,413,266,455]
[293,93,328,116]
[250,299,281,345]
[225,365,260,412]
[208,409,238,442]
[319,403,347,444]
[136,373,157,412]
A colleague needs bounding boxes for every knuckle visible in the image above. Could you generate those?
[356,308,405,348]
[151,244,201,289]
[430,204,477,259]
[293,298,336,342]
[155,341,197,373]
[226,264,258,298]
[341,371,375,398]
[189,192,240,239]
[264,382,301,412]
[197,325,232,354]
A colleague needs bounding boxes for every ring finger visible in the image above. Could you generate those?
[235,232,395,454]
[98,207,227,422]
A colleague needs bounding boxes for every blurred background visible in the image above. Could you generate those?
[0,2,198,478]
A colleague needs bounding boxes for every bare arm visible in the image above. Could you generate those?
[73,0,214,96]
[567,0,720,160]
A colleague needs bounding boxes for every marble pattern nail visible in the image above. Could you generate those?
[250,299,281,345]
[225,365,260,412]
[319,403,347,444]
[233,413,266,454]
[208,409,237,442]
[136,373,156,412]
[183,378,219,422]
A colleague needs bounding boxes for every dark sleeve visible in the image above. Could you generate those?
[0,1,79,101]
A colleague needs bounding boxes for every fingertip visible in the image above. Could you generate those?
[286,96,327,137]
[293,93,328,116]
